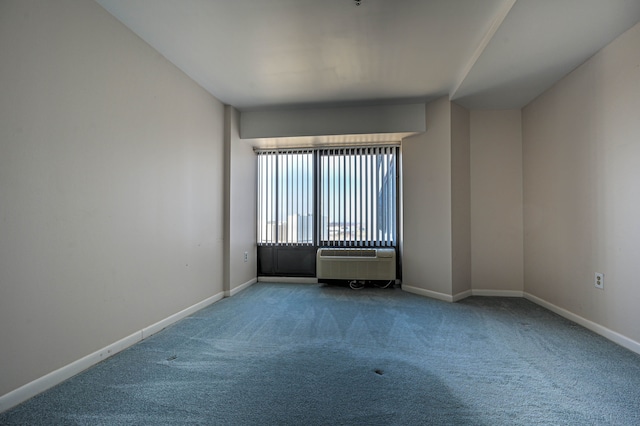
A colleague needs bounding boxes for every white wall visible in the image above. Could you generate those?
[523,21,640,344]
[0,0,225,398]
[402,97,453,299]
[451,102,471,297]
[470,110,523,294]
[226,107,257,295]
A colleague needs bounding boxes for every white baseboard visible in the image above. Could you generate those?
[402,285,454,302]
[453,289,472,302]
[0,291,225,413]
[0,331,140,414]
[258,276,319,284]
[472,289,524,298]
[142,292,225,339]
[225,278,257,297]
[524,292,640,356]
[402,287,522,302]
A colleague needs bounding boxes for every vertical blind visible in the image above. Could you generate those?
[257,150,314,245]
[319,146,397,247]
[257,146,397,247]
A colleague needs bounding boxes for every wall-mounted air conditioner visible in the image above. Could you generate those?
[316,248,396,281]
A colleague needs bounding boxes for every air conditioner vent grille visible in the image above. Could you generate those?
[316,248,396,280]
[319,249,377,257]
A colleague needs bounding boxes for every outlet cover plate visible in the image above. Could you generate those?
[595,272,604,289]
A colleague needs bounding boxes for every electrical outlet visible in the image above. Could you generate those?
[595,272,604,289]
[244,251,248,262]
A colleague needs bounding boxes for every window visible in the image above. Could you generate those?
[257,150,314,245]
[257,146,398,247]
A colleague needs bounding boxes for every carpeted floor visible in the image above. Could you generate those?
[2,282,640,425]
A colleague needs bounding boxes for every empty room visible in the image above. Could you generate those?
[1,0,640,424]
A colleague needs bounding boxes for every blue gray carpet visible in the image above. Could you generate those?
[1,283,640,425]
